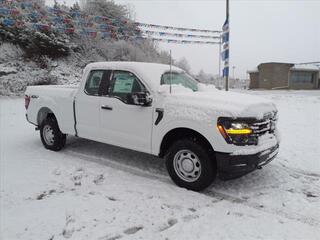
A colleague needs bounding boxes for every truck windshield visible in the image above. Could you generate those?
[161,72,198,91]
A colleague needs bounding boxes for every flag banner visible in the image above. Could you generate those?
[52,16,63,24]
[222,16,229,78]
[65,27,75,34]
[0,7,9,15]
[221,49,229,60]
[21,3,33,9]
[28,11,39,20]
[100,31,111,39]
[36,23,50,31]
[70,11,81,18]
[2,18,14,26]
[222,19,229,32]
[223,43,229,50]
[223,66,229,77]
[222,32,229,43]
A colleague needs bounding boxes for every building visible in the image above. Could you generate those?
[248,62,320,89]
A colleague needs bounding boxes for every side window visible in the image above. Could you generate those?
[109,71,146,104]
[85,70,104,96]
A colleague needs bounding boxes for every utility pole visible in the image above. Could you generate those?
[225,0,229,91]
[218,35,222,77]
[169,49,172,94]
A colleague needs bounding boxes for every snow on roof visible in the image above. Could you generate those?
[247,68,259,73]
[85,61,183,91]
[290,64,320,72]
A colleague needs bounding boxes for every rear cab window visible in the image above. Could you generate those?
[84,70,111,96]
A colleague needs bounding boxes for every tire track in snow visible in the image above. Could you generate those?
[276,158,320,178]
[63,148,320,228]
[204,190,320,227]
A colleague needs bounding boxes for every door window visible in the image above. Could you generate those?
[109,71,146,104]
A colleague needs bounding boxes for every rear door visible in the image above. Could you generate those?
[75,70,111,141]
[99,70,154,153]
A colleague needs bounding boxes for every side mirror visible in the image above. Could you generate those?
[131,92,153,106]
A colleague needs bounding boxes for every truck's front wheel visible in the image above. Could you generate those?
[40,117,66,151]
[165,139,216,191]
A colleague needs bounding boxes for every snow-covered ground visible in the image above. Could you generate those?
[1,90,320,240]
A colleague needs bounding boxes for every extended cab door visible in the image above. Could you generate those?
[99,70,153,153]
[75,70,111,141]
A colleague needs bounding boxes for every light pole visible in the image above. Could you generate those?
[232,66,236,79]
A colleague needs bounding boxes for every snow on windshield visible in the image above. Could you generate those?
[160,71,198,91]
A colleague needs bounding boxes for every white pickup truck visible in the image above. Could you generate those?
[25,62,279,191]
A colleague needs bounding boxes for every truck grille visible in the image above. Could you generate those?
[251,112,277,137]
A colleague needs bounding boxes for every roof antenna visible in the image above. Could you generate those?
[170,49,172,94]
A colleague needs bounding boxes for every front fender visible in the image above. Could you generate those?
[152,119,219,155]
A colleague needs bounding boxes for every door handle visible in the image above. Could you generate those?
[101,105,113,110]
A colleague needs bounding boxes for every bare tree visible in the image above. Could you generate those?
[175,57,191,73]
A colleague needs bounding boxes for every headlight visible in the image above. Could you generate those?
[217,118,257,146]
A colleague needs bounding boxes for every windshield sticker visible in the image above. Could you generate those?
[113,77,134,93]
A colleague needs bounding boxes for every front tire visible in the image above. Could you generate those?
[165,139,216,191]
[40,117,66,151]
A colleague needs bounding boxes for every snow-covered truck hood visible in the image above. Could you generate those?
[159,85,277,121]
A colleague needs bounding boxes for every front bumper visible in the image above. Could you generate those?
[216,144,279,180]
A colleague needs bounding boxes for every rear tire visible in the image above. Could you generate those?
[40,117,66,151]
[165,139,216,191]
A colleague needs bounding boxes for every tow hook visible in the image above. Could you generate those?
[257,166,262,170]
[35,126,40,131]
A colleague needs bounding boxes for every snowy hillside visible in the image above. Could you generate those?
[1,90,319,239]
[0,43,83,95]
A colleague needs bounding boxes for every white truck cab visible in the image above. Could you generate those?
[25,62,279,191]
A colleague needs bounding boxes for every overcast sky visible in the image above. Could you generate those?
[46,0,320,78]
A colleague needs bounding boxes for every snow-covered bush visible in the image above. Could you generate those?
[0,43,24,62]
[0,26,71,57]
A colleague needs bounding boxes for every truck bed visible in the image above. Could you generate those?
[25,85,79,135]
[26,85,78,97]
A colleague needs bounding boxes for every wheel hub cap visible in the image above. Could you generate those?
[181,158,194,172]
[43,125,54,146]
[173,150,201,182]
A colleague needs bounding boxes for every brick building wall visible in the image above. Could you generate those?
[257,63,294,89]
[249,62,320,89]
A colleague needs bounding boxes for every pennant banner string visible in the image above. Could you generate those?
[141,30,221,39]
[142,36,220,45]
[136,22,221,34]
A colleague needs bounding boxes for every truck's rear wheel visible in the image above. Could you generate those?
[165,139,216,191]
[40,117,66,151]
